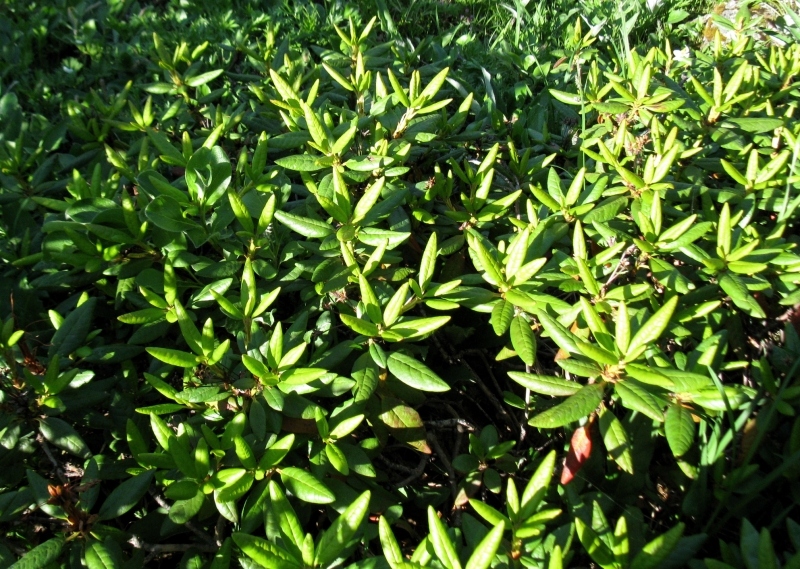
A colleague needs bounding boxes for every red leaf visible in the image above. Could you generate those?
[560,419,594,485]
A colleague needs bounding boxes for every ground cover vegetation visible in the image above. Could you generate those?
[1,0,800,567]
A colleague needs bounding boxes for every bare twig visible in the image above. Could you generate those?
[36,435,68,485]
[428,432,457,498]
[390,454,429,489]
[128,535,218,553]
[149,490,216,546]
[424,418,477,431]
[600,244,638,295]
[214,515,226,547]
[430,332,517,432]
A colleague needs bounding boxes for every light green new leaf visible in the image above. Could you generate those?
[528,384,604,428]
[387,352,450,392]
[383,282,410,328]
[173,300,202,356]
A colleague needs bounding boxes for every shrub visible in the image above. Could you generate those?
[1,1,800,568]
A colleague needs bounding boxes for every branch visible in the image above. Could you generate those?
[128,535,218,553]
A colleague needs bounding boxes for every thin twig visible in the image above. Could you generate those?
[601,244,638,295]
[424,418,477,431]
[428,432,457,498]
[430,332,517,432]
[149,490,217,546]
[128,535,218,553]
[390,454,429,489]
[37,435,68,485]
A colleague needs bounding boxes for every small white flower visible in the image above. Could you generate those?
[672,47,691,64]
[646,0,662,10]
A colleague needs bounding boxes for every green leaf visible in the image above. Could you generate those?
[280,467,335,504]
[598,407,634,474]
[97,470,154,521]
[242,355,274,382]
[576,517,616,568]
[268,480,305,551]
[185,69,224,87]
[340,312,379,337]
[274,154,329,172]
[469,499,510,527]
[665,403,695,457]
[146,347,198,368]
[379,397,431,454]
[510,316,536,366]
[48,297,96,358]
[214,468,254,503]
[85,539,122,569]
[427,505,462,569]
[536,311,579,355]
[8,538,64,569]
[419,232,438,290]
[630,523,685,569]
[387,352,449,392]
[625,296,679,360]
[379,517,404,567]
[615,381,665,422]
[490,300,514,335]
[528,384,604,428]
[576,341,618,366]
[507,371,580,396]
[39,417,91,458]
[352,177,386,224]
[146,127,186,166]
[274,209,334,238]
[145,195,201,233]
[722,117,782,133]
[232,533,301,569]
[549,89,582,105]
[314,490,371,567]
[384,316,451,340]
[464,520,505,569]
